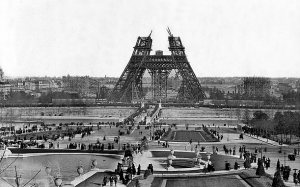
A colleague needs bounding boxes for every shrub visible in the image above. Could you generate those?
[272,170,286,187]
[143,169,151,179]
[256,159,265,176]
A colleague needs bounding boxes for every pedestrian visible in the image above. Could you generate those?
[57,142,59,149]
[109,176,113,187]
[253,154,257,163]
[276,159,280,171]
[265,160,269,170]
[119,169,124,181]
[132,163,136,175]
[103,176,107,186]
[293,171,298,185]
[280,164,284,174]
[114,175,117,186]
[137,164,141,175]
[262,155,266,166]
[147,164,153,174]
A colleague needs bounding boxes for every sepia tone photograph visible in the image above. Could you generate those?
[0,0,300,186]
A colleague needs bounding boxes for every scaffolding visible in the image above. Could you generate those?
[62,76,101,97]
[243,77,271,99]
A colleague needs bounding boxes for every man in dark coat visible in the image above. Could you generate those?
[132,163,136,175]
[276,159,280,170]
[119,169,124,181]
[103,176,107,186]
[137,164,141,175]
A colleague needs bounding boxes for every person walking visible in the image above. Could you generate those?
[276,159,280,170]
[297,170,300,185]
[109,176,114,187]
[114,175,117,186]
[137,164,141,175]
[103,175,107,186]
[293,170,298,185]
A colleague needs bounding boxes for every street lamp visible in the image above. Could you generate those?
[227,131,229,141]
[260,143,263,159]
[284,152,286,167]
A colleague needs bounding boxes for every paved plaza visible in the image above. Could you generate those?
[1,107,300,187]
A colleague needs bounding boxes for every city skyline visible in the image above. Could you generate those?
[1,0,300,78]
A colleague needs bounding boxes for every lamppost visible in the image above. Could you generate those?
[284,152,286,167]
[260,143,263,159]
[118,135,121,150]
[227,131,229,141]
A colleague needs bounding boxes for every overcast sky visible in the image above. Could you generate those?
[0,0,299,78]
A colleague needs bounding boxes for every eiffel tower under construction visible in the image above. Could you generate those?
[110,28,206,103]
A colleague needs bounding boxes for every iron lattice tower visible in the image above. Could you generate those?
[110,29,206,103]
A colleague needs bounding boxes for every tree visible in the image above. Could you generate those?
[251,111,269,137]
[283,111,294,143]
[253,110,269,121]
[272,170,286,187]
[274,111,284,143]
[242,109,251,125]
[256,159,265,176]
[235,108,241,123]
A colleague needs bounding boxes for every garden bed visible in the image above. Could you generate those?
[161,130,218,142]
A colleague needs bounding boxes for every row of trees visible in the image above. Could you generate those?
[4,91,35,102]
[243,110,300,143]
[39,91,80,103]
[283,90,300,105]
[202,86,225,100]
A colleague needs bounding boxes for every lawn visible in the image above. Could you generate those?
[165,175,246,187]
[162,130,218,142]
[173,131,206,142]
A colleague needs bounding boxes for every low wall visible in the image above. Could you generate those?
[20,116,123,124]
[159,118,238,126]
